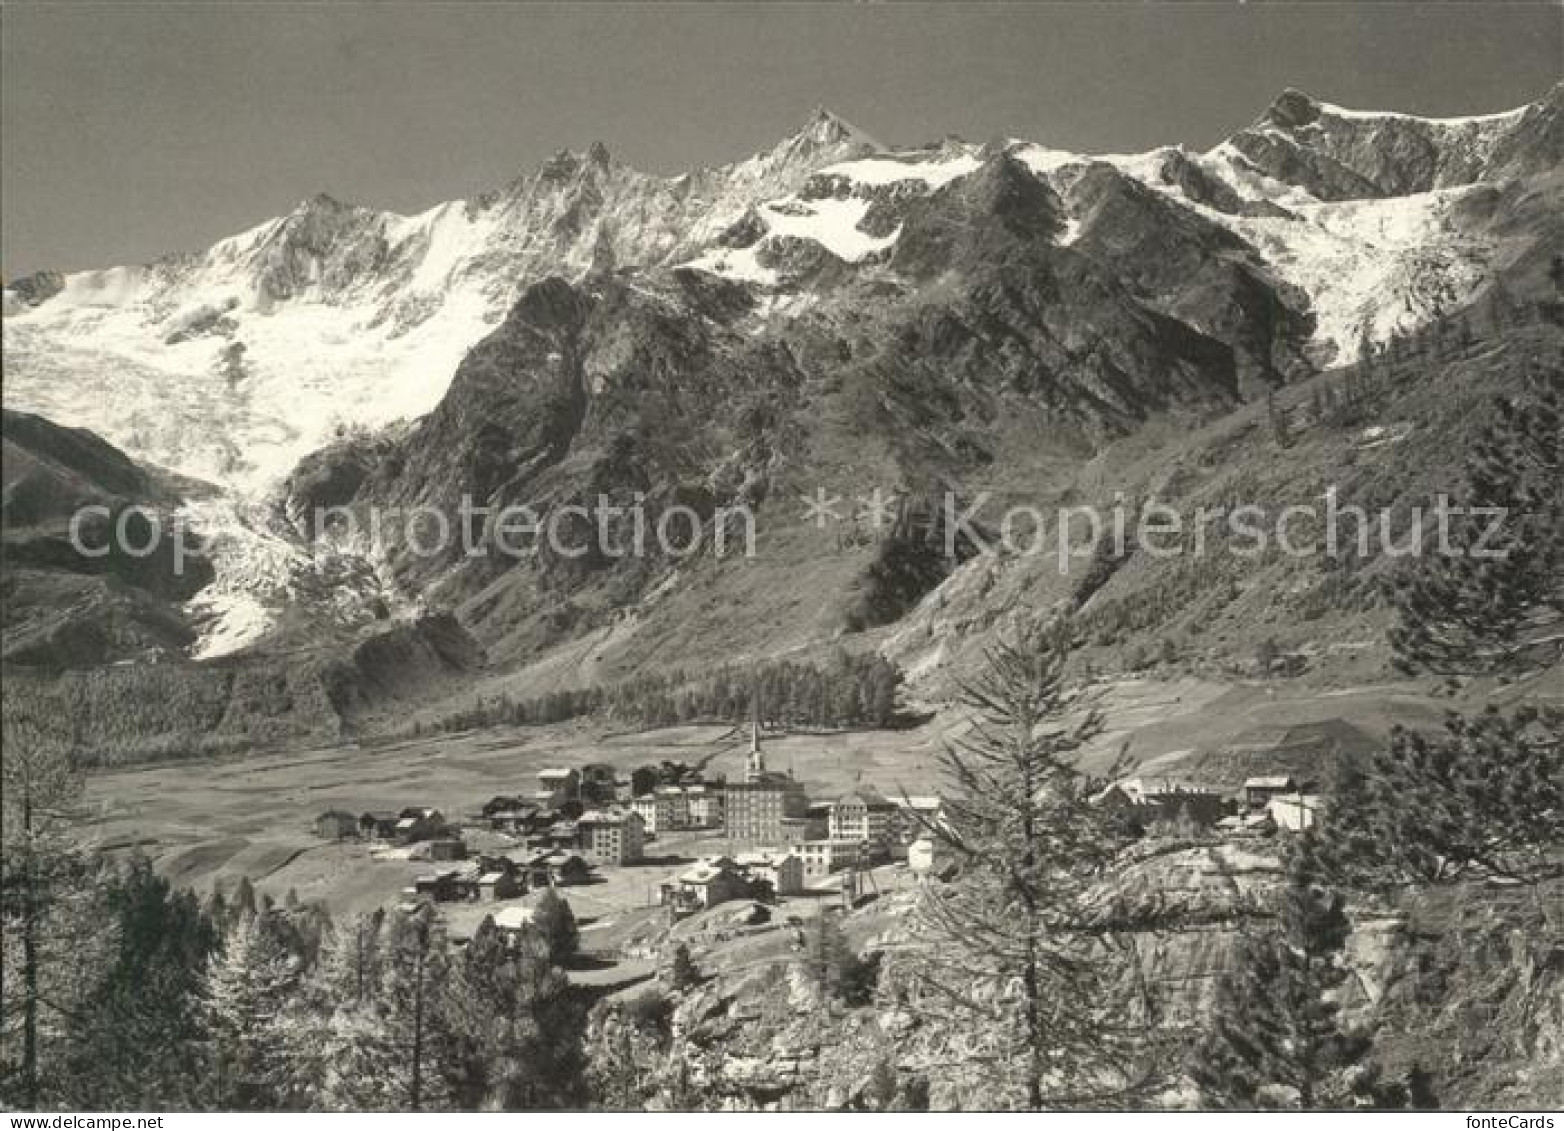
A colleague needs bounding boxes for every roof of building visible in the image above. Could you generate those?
[1244,775,1298,790]
[679,861,744,885]
[578,809,641,826]
[836,789,897,809]
[318,808,356,820]
[735,850,797,870]
[538,768,575,780]
[493,906,536,931]
[1268,792,1325,808]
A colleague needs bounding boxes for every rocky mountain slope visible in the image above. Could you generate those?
[3,85,1560,713]
[1,409,211,665]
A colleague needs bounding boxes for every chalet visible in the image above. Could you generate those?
[1243,776,1299,810]
[530,850,591,887]
[481,795,530,818]
[1140,785,1229,829]
[410,837,467,862]
[1268,793,1325,832]
[506,851,554,889]
[797,838,863,880]
[535,768,580,808]
[359,811,401,840]
[535,818,580,851]
[735,850,804,896]
[1091,784,1139,811]
[661,856,749,911]
[477,868,525,901]
[393,807,447,844]
[488,806,545,835]
[576,809,645,865]
[412,871,462,903]
[314,810,359,840]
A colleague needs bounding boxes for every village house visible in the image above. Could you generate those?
[530,850,591,887]
[655,784,692,829]
[410,837,467,862]
[359,811,401,840]
[535,818,580,851]
[534,767,581,809]
[1138,784,1230,829]
[1268,792,1326,832]
[410,870,463,903]
[576,809,645,865]
[778,815,822,844]
[314,810,359,840]
[1243,775,1301,810]
[797,838,863,880]
[481,795,529,818]
[735,849,805,896]
[475,860,526,901]
[630,792,679,835]
[661,856,750,911]
[488,805,547,835]
[394,807,448,844]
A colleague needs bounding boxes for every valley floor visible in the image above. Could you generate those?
[82,670,1560,918]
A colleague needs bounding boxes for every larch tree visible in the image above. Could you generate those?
[1388,373,1562,678]
[0,710,94,1109]
[895,615,1168,1109]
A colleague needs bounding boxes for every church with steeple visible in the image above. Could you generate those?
[723,690,808,843]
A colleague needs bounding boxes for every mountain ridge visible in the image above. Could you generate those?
[3,86,1559,678]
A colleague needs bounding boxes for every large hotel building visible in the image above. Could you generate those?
[722,724,808,844]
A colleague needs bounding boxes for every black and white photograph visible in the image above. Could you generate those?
[1,0,1561,1117]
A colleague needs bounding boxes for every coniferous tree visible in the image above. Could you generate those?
[378,908,462,1111]
[1193,832,1399,1109]
[894,616,1167,1109]
[204,909,304,1109]
[1388,376,1563,677]
[1324,706,1562,886]
[62,858,219,1109]
[528,888,579,967]
[805,913,879,1006]
[0,712,95,1110]
[668,942,701,991]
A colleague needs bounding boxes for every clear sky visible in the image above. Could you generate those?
[3,2,1560,278]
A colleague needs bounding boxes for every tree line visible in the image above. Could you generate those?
[419,650,905,736]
